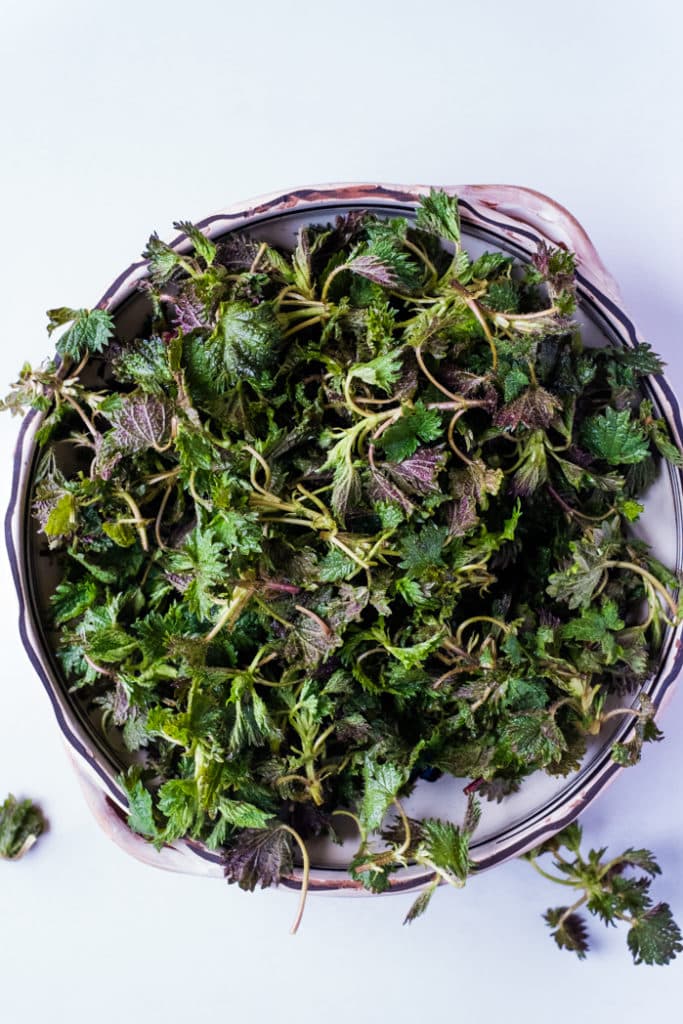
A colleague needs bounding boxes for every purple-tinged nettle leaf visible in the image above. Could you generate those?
[108,394,173,454]
[448,494,478,537]
[368,464,415,514]
[494,387,562,431]
[385,446,447,495]
[172,294,206,332]
[346,252,403,288]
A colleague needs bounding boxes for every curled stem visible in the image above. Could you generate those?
[278,824,311,936]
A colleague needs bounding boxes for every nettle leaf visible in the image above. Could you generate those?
[611,693,663,766]
[495,387,562,430]
[544,908,590,959]
[284,608,343,668]
[470,251,511,279]
[404,881,439,925]
[106,393,172,455]
[399,522,448,576]
[119,769,159,840]
[560,600,625,660]
[215,300,282,389]
[217,798,273,830]
[110,337,174,394]
[44,491,79,538]
[51,579,99,624]
[86,625,138,663]
[143,232,186,283]
[512,431,548,496]
[547,550,604,610]
[173,220,217,266]
[609,342,665,377]
[418,818,473,884]
[330,459,362,524]
[47,307,115,360]
[166,527,227,618]
[360,756,409,832]
[627,904,683,966]
[502,365,530,402]
[503,711,567,767]
[378,402,443,462]
[582,408,650,465]
[348,351,403,394]
[223,825,294,890]
[416,188,461,245]
[0,795,45,860]
[319,548,358,582]
[384,446,447,495]
[227,675,281,752]
[639,400,683,467]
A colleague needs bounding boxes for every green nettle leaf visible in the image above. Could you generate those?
[166,527,227,618]
[404,882,439,925]
[399,522,448,575]
[627,905,683,966]
[173,220,217,266]
[9,190,682,941]
[360,757,408,832]
[582,407,650,465]
[51,579,99,624]
[119,770,159,840]
[319,548,358,582]
[86,625,138,663]
[379,402,443,463]
[110,336,174,393]
[348,351,403,394]
[47,307,115,360]
[418,818,473,883]
[142,232,185,282]
[215,300,282,388]
[330,459,362,523]
[503,711,567,767]
[415,188,461,245]
[216,798,272,830]
[44,491,78,537]
[470,252,511,279]
[0,795,45,860]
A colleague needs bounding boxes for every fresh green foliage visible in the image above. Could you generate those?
[4,190,681,940]
[525,823,682,965]
[47,307,115,359]
[0,794,46,859]
[582,408,650,465]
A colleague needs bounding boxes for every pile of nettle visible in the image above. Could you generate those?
[5,192,682,959]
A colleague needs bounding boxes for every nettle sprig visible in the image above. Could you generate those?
[0,794,46,860]
[3,189,682,941]
[525,823,683,965]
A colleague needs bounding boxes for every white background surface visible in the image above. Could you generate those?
[1,2,683,1020]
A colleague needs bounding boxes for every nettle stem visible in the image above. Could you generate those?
[526,856,576,887]
[414,344,467,404]
[603,560,678,619]
[403,237,438,285]
[205,585,253,642]
[115,489,149,551]
[277,824,310,936]
[61,392,99,439]
[455,616,511,647]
